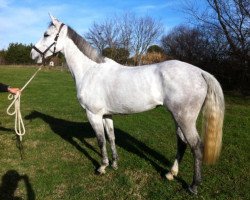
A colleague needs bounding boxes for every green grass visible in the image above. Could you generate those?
[0,65,249,199]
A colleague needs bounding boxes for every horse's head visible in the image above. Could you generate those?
[31,14,67,64]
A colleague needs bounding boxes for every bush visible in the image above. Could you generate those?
[141,52,169,65]
[102,47,130,64]
[5,43,34,65]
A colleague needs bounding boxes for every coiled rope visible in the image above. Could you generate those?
[6,66,42,141]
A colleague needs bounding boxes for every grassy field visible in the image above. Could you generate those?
[0,66,249,199]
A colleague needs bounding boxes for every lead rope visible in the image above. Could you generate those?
[6,66,42,141]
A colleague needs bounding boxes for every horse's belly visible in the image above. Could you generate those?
[106,96,163,114]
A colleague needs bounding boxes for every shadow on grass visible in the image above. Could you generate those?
[25,111,188,188]
[0,126,13,132]
[0,170,35,200]
[0,126,24,158]
[25,111,100,169]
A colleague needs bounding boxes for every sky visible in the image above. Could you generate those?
[0,0,196,49]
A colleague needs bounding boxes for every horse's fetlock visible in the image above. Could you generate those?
[188,185,198,195]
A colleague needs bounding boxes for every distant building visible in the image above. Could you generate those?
[49,56,62,66]
[49,61,54,67]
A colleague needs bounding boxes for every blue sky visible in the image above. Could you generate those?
[0,0,197,49]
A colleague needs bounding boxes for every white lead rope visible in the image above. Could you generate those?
[6,66,42,141]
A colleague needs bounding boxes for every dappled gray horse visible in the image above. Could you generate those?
[31,15,224,194]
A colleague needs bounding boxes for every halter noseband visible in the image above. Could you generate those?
[32,23,64,65]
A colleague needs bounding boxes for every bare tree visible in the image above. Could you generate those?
[185,1,249,53]
[132,15,163,65]
[183,0,250,92]
[85,22,105,52]
[85,18,120,52]
[85,12,163,65]
[117,12,135,52]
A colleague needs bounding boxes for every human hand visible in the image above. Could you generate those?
[8,87,20,94]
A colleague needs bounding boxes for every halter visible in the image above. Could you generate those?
[32,23,64,65]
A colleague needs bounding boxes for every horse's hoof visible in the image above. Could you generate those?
[97,166,107,174]
[188,186,198,195]
[111,162,118,170]
[165,172,174,181]
[97,169,106,174]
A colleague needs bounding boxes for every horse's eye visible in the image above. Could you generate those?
[44,33,49,37]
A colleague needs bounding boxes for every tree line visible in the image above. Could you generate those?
[0,43,34,65]
[0,43,65,66]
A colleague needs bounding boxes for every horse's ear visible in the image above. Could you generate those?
[49,13,60,28]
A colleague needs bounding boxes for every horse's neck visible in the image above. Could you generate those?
[62,38,97,91]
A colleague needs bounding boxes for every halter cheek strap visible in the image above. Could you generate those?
[32,23,64,65]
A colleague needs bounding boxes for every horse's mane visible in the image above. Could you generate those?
[67,26,104,63]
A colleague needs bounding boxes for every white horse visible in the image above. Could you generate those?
[31,15,224,194]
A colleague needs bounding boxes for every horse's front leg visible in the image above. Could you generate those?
[86,110,109,174]
[103,115,118,170]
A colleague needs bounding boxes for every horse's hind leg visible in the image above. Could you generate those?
[166,126,187,180]
[103,115,118,170]
[179,122,203,194]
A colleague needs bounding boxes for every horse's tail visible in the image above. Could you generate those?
[201,72,225,165]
